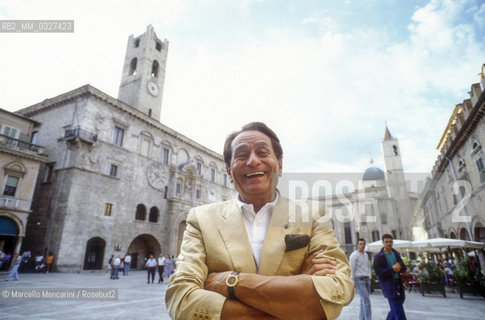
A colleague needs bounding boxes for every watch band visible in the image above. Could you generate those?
[226,271,240,300]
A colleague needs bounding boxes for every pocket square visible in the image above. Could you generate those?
[285,234,310,252]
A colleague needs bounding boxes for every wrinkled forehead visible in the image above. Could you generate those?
[231,130,273,152]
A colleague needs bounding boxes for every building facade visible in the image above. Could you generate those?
[320,128,419,255]
[413,64,485,243]
[0,108,48,266]
[17,26,234,272]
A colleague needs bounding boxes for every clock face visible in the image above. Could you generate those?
[147,81,159,96]
[147,162,167,190]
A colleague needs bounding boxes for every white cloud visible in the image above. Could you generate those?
[0,0,483,176]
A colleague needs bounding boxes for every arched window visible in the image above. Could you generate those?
[392,145,398,156]
[135,204,146,221]
[134,38,140,48]
[129,58,137,75]
[151,60,159,78]
[149,206,159,223]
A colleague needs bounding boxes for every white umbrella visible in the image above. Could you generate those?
[365,239,413,252]
[412,238,485,249]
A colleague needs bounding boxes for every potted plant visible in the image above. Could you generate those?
[418,262,446,297]
[453,257,485,299]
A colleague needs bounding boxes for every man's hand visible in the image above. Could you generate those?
[392,263,402,272]
[205,271,232,297]
[301,249,338,276]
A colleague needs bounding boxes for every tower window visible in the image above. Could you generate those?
[134,38,140,48]
[393,145,398,156]
[211,168,215,182]
[155,41,162,52]
[113,126,125,146]
[129,58,137,75]
[162,148,169,164]
[151,60,159,78]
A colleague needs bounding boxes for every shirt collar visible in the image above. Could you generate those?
[235,190,279,215]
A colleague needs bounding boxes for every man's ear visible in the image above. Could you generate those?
[226,164,233,183]
[278,158,283,177]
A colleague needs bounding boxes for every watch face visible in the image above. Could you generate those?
[227,275,237,286]
[147,162,167,190]
[147,81,159,96]
[227,276,236,286]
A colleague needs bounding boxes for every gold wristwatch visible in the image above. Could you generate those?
[226,271,240,300]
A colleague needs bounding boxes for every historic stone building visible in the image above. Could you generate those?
[0,108,48,265]
[413,64,485,243]
[319,128,419,255]
[17,26,234,272]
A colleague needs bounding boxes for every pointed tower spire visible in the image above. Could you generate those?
[384,126,393,141]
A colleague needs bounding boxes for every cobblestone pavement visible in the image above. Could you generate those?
[1,271,485,319]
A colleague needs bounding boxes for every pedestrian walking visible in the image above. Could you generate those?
[123,253,131,276]
[112,256,121,279]
[163,253,174,284]
[45,252,54,273]
[350,238,372,320]
[5,253,21,281]
[157,253,166,283]
[373,234,407,320]
[145,254,157,284]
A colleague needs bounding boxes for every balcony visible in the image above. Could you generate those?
[0,134,45,156]
[0,195,31,212]
[64,126,97,143]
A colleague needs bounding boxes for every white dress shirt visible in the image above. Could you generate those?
[349,250,371,279]
[236,192,279,270]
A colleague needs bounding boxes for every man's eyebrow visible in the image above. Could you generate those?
[233,144,250,153]
[254,141,270,148]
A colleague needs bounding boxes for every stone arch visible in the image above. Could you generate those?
[83,237,106,270]
[449,230,457,239]
[0,214,23,269]
[459,227,468,240]
[126,233,162,269]
[135,204,147,221]
[0,212,24,236]
[170,211,188,256]
[149,206,159,223]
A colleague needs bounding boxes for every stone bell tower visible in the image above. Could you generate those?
[381,126,412,239]
[118,25,169,121]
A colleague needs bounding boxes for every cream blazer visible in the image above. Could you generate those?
[165,197,354,320]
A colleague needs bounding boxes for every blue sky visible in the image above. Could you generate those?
[1,0,484,174]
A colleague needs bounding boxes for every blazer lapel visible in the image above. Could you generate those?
[258,197,295,275]
[219,201,257,273]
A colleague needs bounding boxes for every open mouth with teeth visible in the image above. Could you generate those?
[244,171,266,178]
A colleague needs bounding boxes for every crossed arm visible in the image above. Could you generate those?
[165,208,353,320]
[205,250,338,320]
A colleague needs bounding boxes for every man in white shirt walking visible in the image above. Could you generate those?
[349,238,372,320]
